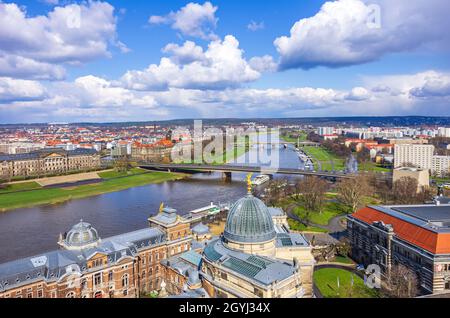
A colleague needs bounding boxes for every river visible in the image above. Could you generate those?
[0,140,303,263]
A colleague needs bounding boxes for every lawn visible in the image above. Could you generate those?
[176,135,252,165]
[358,161,392,173]
[281,131,307,143]
[292,201,346,226]
[98,167,146,179]
[0,181,42,194]
[314,268,379,298]
[333,255,355,265]
[0,171,186,212]
[288,219,328,233]
[302,146,345,171]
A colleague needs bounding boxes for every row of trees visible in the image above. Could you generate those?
[261,174,436,227]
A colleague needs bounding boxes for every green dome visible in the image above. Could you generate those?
[224,194,276,244]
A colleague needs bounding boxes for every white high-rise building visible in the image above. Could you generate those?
[432,156,450,177]
[394,144,435,170]
[438,127,450,138]
[317,127,334,136]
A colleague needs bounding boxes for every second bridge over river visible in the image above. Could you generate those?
[138,162,357,181]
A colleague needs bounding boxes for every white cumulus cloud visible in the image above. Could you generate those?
[274,0,450,70]
[0,1,125,80]
[0,77,46,103]
[120,35,261,91]
[149,2,218,40]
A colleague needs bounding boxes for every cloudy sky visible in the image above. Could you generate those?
[0,0,449,123]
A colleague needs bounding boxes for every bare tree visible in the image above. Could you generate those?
[374,178,393,204]
[336,176,372,213]
[386,264,419,298]
[392,177,419,204]
[294,177,329,223]
[264,179,286,206]
[114,156,132,173]
[417,186,437,203]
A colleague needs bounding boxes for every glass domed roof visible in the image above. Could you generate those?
[64,219,100,248]
[224,194,276,244]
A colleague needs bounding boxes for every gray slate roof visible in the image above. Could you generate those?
[0,148,98,162]
[0,227,165,292]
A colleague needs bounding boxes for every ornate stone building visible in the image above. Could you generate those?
[0,148,101,179]
[0,182,315,299]
[0,209,191,298]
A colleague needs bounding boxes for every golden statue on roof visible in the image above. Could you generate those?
[159,202,164,213]
[246,173,253,194]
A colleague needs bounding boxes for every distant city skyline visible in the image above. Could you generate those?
[0,0,449,123]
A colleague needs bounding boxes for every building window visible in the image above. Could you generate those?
[81,278,87,290]
[94,273,102,286]
[122,274,129,288]
[66,291,76,298]
[254,288,264,298]
[123,289,128,296]
[108,271,113,281]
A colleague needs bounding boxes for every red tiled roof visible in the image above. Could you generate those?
[351,206,450,254]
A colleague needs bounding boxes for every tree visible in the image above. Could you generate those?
[356,147,371,163]
[392,177,419,204]
[373,178,393,204]
[336,176,372,213]
[386,264,419,298]
[416,186,437,203]
[264,179,286,206]
[294,177,329,223]
[114,156,132,173]
[336,240,351,257]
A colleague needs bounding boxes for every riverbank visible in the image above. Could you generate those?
[0,169,187,212]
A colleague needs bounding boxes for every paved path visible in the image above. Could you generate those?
[6,169,112,186]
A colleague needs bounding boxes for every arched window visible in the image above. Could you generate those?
[122,274,129,288]
[66,291,76,298]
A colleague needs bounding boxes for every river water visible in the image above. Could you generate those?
[0,141,303,263]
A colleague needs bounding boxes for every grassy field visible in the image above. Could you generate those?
[302,146,392,173]
[314,268,379,298]
[358,161,392,173]
[292,201,346,226]
[176,135,252,165]
[0,171,186,212]
[281,131,307,143]
[333,255,355,265]
[97,168,146,179]
[287,219,328,233]
[0,181,42,194]
[302,146,345,171]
